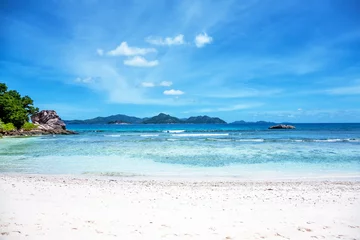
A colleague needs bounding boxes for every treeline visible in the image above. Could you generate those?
[0,83,38,130]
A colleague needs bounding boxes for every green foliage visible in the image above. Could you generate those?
[22,122,38,131]
[0,83,39,129]
[0,121,16,131]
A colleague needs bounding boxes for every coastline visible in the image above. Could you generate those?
[1,174,360,239]
[0,129,76,137]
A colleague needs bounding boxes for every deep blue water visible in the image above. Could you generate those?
[0,123,359,179]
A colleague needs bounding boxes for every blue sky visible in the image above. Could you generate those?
[1,0,360,122]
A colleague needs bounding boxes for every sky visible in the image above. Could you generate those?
[1,0,360,122]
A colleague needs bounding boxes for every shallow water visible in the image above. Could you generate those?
[1,123,360,179]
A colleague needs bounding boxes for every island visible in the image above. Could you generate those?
[65,113,227,124]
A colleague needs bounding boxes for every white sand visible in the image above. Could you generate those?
[1,175,360,240]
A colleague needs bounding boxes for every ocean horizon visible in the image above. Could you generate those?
[1,123,359,179]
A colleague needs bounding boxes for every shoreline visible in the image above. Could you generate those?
[1,172,360,182]
[0,129,76,137]
[1,174,360,239]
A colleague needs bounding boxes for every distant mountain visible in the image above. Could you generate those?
[185,115,226,124]
[142,113,182,124]
[65,114,143,124]
[143,114,227,124]
[230,120,276,125]
[65,113,227,124]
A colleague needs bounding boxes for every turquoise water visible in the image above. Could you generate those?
[1,123,360,179]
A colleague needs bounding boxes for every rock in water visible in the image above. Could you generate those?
[269,124,296,129]
[31,110,66,130]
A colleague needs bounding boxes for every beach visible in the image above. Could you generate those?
[1,174,359,240]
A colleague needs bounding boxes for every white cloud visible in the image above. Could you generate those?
[74,77,94,84]
[96,49,104,56]
[159,81,173,87]
[146,34,185,46]
[140,81,173,87]
[124,56,159,67]
[163,89,185,95]
[107,42,156,56]
[194,32,213,48]
[325,85,360,95]
[141,82,155,87]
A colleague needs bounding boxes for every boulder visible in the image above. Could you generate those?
[269,124,295,129]
[31,110,66,130]
[28,110,76,135]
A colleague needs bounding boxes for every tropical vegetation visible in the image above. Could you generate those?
[0,82,39,130]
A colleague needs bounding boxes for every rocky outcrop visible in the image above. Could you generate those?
[2,110,77,137]
[1,129,76,136]
[269,124,295,129]
[31,110,66,130]
[0,110,76,136]
[29,110,76,135]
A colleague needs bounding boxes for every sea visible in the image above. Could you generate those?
[1,123,360,180]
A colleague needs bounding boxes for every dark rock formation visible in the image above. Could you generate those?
[29,110,76,135]
[31,110,66,130]
[269,124,295,129]
[1,129,76,136]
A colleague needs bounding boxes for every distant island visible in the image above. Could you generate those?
[66,113,227,124]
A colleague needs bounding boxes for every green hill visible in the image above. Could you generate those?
[185,116,226,124]
[65,114,142,124]
[142,113,182,124]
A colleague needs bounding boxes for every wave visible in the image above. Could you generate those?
[207,138,232,142]
[163,130,185,133]
[140,134,159,137]
[236,139,265,142]
[312,139,360,143]
[173,133,230,137]
[104,134,122,137]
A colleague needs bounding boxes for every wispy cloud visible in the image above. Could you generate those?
[324,85,360,95]
[140,81,173,87]
[107,42,156,56]
[159,81,173,87]
[141,82,155,87]
[163,89,185,95]
[96,49,104,56]
[124,56,159,67]
[74,77,96,84]
[146,34,185,46]
[194,32,213,48]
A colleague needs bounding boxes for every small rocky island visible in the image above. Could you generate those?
[269,124,296,129]
[1,110,76,136]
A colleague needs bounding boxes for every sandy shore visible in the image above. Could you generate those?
[1,175,359,240]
